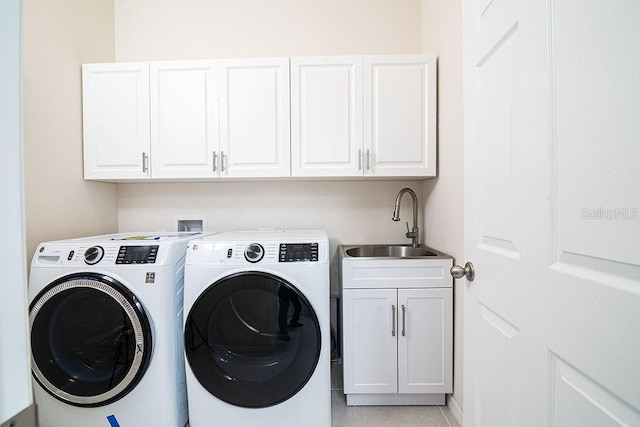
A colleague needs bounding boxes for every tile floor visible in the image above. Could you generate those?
[331,362,460,427]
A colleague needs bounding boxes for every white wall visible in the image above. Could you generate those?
[115,0,422,61]
[118,180,424,292]
[23,0,118,260]
[0,0,32,422]
[421,0,465,413]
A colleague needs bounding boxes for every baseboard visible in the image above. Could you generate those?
[446,394,463,426]
[346,393,445,406]
[1,403,36,427]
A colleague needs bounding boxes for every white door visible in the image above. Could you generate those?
[150,60,219,179]
[397,288,452,394]
[290,56,363,177]
[463,0,640,426]
[82,62,150,180]
[342,288,397,395]
[218,58,290,178]
[363,55,436,177]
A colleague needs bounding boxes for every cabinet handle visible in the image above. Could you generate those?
[358,149,362,170]
[221,151,226,172]
[391,304,396,337]
[402,304,406,337]
[213,151,218,172]
[142,152,148,173]
[366,149,371,171]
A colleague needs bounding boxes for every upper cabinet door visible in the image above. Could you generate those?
[363,55,436,177]
[150,60,219,179]
[290,57,363,177]
[218,58,290,178]
[82,63,150,180]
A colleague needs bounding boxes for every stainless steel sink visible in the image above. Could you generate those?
[341,244,445,259]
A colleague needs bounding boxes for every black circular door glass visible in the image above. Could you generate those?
[184,271,321,408]
[30,273,152,407]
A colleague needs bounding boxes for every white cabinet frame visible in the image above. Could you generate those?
[341,252,453,406]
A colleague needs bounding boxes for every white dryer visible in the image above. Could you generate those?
[28,232,214,427]
[184,230,331,427]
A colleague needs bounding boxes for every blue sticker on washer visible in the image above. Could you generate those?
[107,415,121,427]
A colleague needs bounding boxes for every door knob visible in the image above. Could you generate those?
[450,262,475,281]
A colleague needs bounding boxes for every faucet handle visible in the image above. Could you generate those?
[405,221,417,239]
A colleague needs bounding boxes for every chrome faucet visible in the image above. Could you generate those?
[392,188,420,247]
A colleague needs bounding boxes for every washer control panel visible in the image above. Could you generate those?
[279,243,318,262]
[116,245,159,264]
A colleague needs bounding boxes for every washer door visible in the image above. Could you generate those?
[29,273,152,407]
[185,271,321,408]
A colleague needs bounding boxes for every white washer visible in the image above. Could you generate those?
[184,230,331,427]
[29,232,214,427]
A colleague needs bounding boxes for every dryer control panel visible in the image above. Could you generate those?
[187,240,328,265]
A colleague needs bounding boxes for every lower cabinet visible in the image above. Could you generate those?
[342,287,452,405]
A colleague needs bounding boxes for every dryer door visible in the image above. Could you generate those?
[29,273,152,407]
[185,271,321,408]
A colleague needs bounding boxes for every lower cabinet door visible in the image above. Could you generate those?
[342,288,398,394]
[397,288,453,394]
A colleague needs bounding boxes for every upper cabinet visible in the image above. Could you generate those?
[291,54,436,178]
[149,58,290,179]
[83,58,290,180]
[82,62,151,180]
[82,54,436,181]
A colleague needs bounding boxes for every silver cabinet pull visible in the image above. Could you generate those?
[366,149,371,170]
[358,149,362,170]
[142,152,148,173]
[391,304,396,337]
[402,305,406,336]
[213,151,218,172]
[221,151,226,172]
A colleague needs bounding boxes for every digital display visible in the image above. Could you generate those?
[116,245,159,264]
[279,243,318,262]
